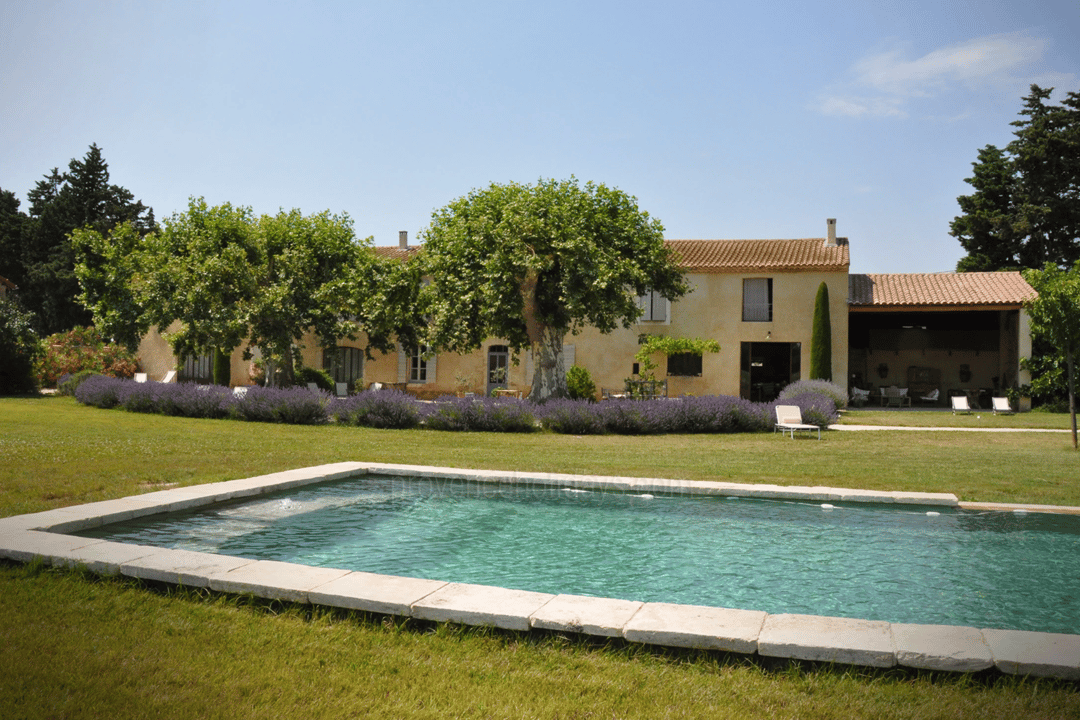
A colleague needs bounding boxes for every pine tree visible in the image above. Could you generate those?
[18,144,155,334]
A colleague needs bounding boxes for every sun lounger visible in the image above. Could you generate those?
[992,397,1014,415]
[774,405,821,439]
[951,395,972,415]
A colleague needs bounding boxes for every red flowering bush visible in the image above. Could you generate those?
[37,327,140,388]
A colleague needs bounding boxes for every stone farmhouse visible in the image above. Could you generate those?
[136,221,1036,408]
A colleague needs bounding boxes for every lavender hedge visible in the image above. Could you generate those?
[423,395,538,432]
[74,375,835,434]
[331,389,422,429]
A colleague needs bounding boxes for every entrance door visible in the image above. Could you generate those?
[740,342,801,401]
[487,345,509,394]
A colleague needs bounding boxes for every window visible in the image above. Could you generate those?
[742,278,772,322]
[637,288,668,322]
[667,352,702,377]
[410,345,430,382]
[323,346,363,384]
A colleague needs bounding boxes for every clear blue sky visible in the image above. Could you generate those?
[2,0,1076,273]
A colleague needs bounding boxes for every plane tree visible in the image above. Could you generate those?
[419,178,689,400]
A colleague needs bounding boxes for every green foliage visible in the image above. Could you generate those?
[810,282,832,380]
[213,348,231,386]
[79,198,411,389]
[15,144,155,335]
[565,365,597,401]
[36,326,139,388]
[1023,261,1080,447]
[634,335,720,381]
[951,85,1080,271]
[0,296,41,393]
[296,366,334,391]
[70,222,151,352]
[57,369,99,397]
[420,177,689,399]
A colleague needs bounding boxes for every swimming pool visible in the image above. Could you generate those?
[77,474,1080,635]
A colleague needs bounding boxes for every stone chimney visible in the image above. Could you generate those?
[399,231,408,249]
[825,218,837,247]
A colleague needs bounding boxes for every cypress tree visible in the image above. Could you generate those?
[810,282,832,381]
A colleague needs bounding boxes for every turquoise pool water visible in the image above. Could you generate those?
[80,477,1080,634]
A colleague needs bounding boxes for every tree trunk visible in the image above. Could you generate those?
[520,269,568,400]
[529,325,568,400]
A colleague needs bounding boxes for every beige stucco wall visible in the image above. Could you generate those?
[573,270,850,398]
[142,268,851,399]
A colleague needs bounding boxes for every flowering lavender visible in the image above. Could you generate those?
[538,395,776,435]
[423,395,538,432]
[228,385,330,425]
[74,374,124,409]
[769,393,839,428]
[331,389,422,429]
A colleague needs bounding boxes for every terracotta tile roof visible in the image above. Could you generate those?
[665,238,849,273]
[372,246,422,262]
[849,272,1036,308]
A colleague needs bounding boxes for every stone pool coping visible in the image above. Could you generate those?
[1,461,1077,680]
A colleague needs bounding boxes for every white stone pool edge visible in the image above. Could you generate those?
[1,461,1077,681]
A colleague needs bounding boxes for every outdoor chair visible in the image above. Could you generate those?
[161,370,177,383]
[335,383,349,397]
[774,405,821,439]
[850,387,870,406]
[306,383,319,392]
[917,389,939,405]
[951,395,972,415]
[992,397,1014,415]
[884,386,911,408]
[134,373,148,383]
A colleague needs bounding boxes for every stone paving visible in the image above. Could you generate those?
[1,462,1077,680]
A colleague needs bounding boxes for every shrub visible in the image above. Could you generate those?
[159,383,232,419]
[0,296,41,394]
[538,399,607,434]
[36,326,139,388]
[773,394,839,428]
[424,396,538,432]
[777,379,848,410]
[296,366,335,392]
[566,365,597,401]
[229,385,330,425]
[331,389,422,429]
[58,370,99,396]
[74,374,125,409]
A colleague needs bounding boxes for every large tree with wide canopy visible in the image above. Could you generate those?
[419,177,689,399]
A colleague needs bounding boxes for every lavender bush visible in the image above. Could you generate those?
[538,395,775,435]
[74,374,124,409]
[228,385,330,425]
[423,395,538,432]
[777,379,848,410]
[331,389,422,429]
[537,398,607,435]
[771,393,839,428]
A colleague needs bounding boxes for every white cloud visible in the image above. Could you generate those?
[817,31,1062,118]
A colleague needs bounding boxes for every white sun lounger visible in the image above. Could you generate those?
[992,397,1014,415]
[951,395,972,415]
[774,405,821,439]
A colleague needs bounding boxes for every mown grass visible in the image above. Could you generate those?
[2,396,1079,718]
[839,408,1075,430]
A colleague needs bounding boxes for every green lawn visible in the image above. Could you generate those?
[2,397,1078,719]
